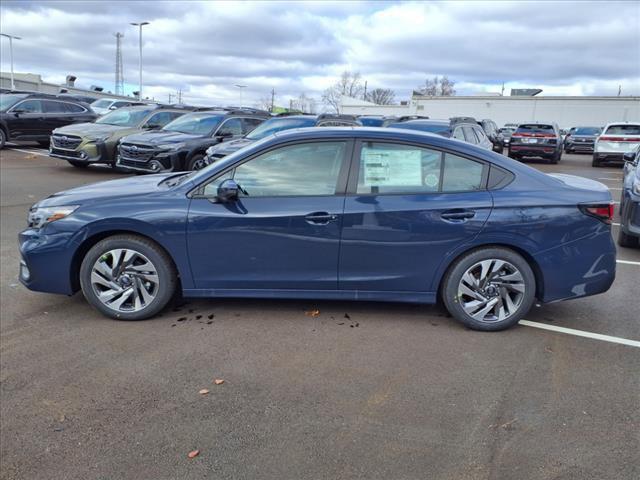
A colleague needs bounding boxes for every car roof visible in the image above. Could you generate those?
[603,121,640,127]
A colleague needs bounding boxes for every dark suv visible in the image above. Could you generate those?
[116,109,269,173]
[563,126,602,154]
[0,92,97,148]
[203,113,362,166]
[508,123,563,163]
[477,118,505,152]
[385,117,493,150]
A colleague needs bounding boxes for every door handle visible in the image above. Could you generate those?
[304,212,338,225]
[441,209,476,222]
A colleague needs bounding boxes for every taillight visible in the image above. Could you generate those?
[598,136,640,142]
[579,203,614,224]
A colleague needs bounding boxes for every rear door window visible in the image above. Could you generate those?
[42,101,70,113]
[442,154,485,192]
[452,127,465,141]
[462,126,479,144]
[62,102,86,113]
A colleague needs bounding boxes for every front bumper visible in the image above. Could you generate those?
[19,227,79,295]
[565,141,595,152]
[49,140,110,164]
[116,150,177,173]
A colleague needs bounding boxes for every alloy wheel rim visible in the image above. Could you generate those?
[192,157,207,170]
[457,259,525,323]
[90,248,159,312]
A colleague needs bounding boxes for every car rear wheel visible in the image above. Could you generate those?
[67,160,88,168]
[79,234,177,320]
[187,154,207,171]
[0,129,6,149]
[550,150,561,164]
[507,151,519,160]
[592,155,602,167]
[618,228,639,248]
[442,248,536,331]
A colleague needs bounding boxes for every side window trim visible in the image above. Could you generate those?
[190,138,355,199]
[347,138,490,195]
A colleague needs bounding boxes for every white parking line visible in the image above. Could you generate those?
[7,148,49,157]
[519,320,640,348]
[608,187,622,190]
[617,259,640,266]
[612,222,621,226]
[598,177,622,181]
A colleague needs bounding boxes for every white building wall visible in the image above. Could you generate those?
[342,95,640,128]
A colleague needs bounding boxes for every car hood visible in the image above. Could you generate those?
[35,173,178,208]
[121,130,204,145]
[54,122,129,137]
[209,137,254,155]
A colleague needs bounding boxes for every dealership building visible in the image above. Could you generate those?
[341,94,640,128]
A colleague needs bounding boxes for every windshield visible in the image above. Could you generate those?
[246,117,316,140]
[91,99,113,108]
[96,108,152,126]
[574,127,601,135]
[0,93,27,111]
[163,113,224,135]
[389,122,450,135]
[499,128,515,136]
[605,125,640,135]
[516,124,555,134]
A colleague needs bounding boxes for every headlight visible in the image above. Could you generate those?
[157,143,184,150]
[27,205,79,229]
[88,135,109,143]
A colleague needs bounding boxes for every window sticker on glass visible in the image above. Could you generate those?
[362,148,422,186]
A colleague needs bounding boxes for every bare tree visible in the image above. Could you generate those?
[290,92,317,113]
[416,75,456,96]
[322,71,364,112]
[366,88,396,105]
[256,96,273,112]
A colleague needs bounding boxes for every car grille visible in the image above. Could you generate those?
[50,147,81,158]
[119,143,157,163]
[51,134,82,150]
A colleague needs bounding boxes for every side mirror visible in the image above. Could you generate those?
[109,105,117,110]
[144,124,161,130]
[12,109,25,116]
[217,131,233,139]
[217,178,239,202]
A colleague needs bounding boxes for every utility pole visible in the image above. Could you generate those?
[363,80,368,101]
[168,93,173,104]
[270,88,275,112]
[501,82,505,96]
[618,85,622,97]
[1,33,21,90]
[114,32,124,96]
[130,22,149,100]
[177,89,182,104]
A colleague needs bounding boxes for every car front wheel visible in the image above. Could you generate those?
[0,129,6,149]
[187,154,207,171]
[79,234,177,320]
[442,248,536,331]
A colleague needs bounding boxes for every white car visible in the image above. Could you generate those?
[593,122,640,167]
[90,98,144,116]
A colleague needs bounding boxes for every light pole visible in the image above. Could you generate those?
[235,84,247,108]
[130,22,149,100]
[1,33,22,90]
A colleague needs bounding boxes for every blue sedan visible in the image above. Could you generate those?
[19,128,616,331]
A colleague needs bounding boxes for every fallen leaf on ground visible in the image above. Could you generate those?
[305,309,320,317]
[188,450,199,459]
[214,379,224,385]
[199,389,209,395]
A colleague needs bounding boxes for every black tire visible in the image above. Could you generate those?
[186,153,207,171]
[441,247,536,331]
[618,228,639,248]
[37,140,50,147]
[550,150,561,164]
[79,234,178,320]
[507,151,519,160]
[0,128,6,149]
[67,160,88,168]
[592,155,602,168]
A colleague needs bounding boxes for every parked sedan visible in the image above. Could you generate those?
[564,126,602,154]
[618,145,640,247]
[19,128,616,331]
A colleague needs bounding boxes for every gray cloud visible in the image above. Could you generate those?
[1,1,638,106]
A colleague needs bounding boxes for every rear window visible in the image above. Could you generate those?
[605,125,640,135]
[573,127,601,135]
[516,124,555,134]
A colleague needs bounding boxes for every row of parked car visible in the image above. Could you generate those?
[1,90,639,173]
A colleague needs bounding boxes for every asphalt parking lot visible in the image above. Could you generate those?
[1,145,638,480]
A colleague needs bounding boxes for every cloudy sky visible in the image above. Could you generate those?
[1,0,639,108]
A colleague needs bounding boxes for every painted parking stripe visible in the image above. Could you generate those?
[519,320,640,348]
[598,177,622,181]
[617,259,640,266]
[612,222,621,226]
[8,148,49,157]
[608,187,622,190]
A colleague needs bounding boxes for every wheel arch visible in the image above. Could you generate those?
[69,229,183,293]
[435,243,544,302]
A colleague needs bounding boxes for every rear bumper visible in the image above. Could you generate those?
[534,228,616,303]
[594,152,625,163]
[509,145,557,157]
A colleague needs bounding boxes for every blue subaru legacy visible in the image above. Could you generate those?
[19,128,616,331]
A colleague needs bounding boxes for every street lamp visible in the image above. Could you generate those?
[235,84,247,108]
[1,33,22,90]
[130,22,149,100]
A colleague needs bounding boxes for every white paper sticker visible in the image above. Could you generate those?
[362,149,422,186]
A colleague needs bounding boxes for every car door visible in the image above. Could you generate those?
[339,140,493,293]
[187,139,352,290]
[42,100,71,134]
[7,99,44,138]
